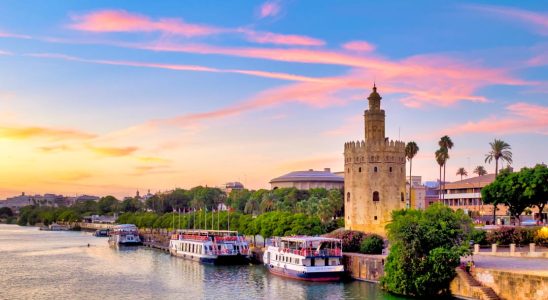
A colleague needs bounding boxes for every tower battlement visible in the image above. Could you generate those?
[344,139,405,153]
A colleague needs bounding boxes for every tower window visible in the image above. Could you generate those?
[374,216,377,220]
[347,168,350,173]
[373,191,380,202]
[389,167,393,172]
[401,192,404,202]
[358,167,362,172]
[374,167,378,172]
[347,192,351,203]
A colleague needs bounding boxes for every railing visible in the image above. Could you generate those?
[278,248,342,257]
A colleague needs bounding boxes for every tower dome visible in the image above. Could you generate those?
[367,84,382,111]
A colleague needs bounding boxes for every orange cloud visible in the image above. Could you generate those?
[342,41,376,52]
[137,156,171,163]
[0,126,95,140]
[466,4,548,36]
[443,102,548,136]
[54,171,93,181]
[88,145,138,157]
[259,1,281,19]
[38,145,72,152]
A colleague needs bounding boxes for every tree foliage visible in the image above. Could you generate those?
[381,204,472,297]
[482,165,548,223]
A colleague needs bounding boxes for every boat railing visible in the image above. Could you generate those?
[279,248,342,257]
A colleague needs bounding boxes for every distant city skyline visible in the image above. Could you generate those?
[0,1,546,199]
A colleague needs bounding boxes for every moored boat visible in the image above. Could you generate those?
[108,224,141,246]
[94,229,109,237]
[169,229,250,265]
[263,236,344,282]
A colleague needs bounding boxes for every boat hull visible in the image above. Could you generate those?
[266,265,344,282]
[170,249,249,265]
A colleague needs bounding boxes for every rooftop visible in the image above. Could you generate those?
[270,168,344,183]
[442,174,496,190]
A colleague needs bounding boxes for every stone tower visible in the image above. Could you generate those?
[344,85,406,236]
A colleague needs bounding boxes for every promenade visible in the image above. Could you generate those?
[473,254,548,276]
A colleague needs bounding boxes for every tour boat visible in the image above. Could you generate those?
[263,236,345,282]
[94,229,109,237]
[108,224,142,246]
[169,229,250,264]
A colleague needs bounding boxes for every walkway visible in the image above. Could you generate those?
[472,254,548,276]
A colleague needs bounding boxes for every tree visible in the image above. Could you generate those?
[456,167,468,181]
[381,204,472,297]
[0,207,14,218]
[405,141,419,208]
[435,148,448,203]
[438,136,454,201]
[483,165,548,225]
[484,139,513,223]
[97,196,119,214]
[473,165,487,176]
[485,139,513,177]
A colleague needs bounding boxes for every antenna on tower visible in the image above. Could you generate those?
[398,127,401,140]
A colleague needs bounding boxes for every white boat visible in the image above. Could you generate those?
[263,236,345,282]
[108,224,141,246]
[169,230,250,264]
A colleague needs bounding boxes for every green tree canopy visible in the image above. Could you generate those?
[381,204,472,297]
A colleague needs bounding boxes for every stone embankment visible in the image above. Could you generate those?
[343,253,385,282]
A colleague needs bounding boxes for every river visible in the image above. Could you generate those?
[0,224,409,300]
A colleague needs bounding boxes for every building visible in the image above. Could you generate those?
[224,182,245,194]
[438,174,510,218]
[344,85,406,236]
[269,168,344,190]
[406,176,428,209]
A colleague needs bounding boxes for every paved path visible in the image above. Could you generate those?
[470,254,548,276]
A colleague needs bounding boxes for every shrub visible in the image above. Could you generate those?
[470,228,487,245]
[360,234,384,254]
[535,227,548,246]
[486,226,539,245]
[324,229,366,252]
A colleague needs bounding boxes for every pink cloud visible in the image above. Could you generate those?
[443,102,548,136]
[0,31,32,39]
[259,1,281,19]
[69,9,324,46]
[342,41,376,52]
[240,29,325,46]
[467,4,548,36]
[69,10,222,37]
[27,52,326,83]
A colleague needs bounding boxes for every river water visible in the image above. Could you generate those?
[0,224,409,300]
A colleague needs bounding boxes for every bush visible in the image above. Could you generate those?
[535,227,548,246]
[360,234,384,254]
[324,230,366,252]
[486,226,539,245]
[470,228,487,245]
[381,204,472,297]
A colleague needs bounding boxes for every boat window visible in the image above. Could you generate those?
[311,258,315,267]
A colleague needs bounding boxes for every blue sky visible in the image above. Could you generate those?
[0,1,546,198]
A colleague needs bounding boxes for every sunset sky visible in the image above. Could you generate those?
[0,1,546,199]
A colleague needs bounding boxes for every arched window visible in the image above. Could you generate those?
[347,168,350,173]
[373,191,379,202]
[401,192,404,202]
[389,167,393,172]
[358,167,362,172]
[374,167,378,172]
[347,192,351,203]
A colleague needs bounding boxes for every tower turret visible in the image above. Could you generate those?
[364,84,386,142]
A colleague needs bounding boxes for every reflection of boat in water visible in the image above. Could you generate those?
[39,223,69,231]
[263,236,344,282]
[169,230,250,265]
[94,229,109,237]
[108,224,141,246]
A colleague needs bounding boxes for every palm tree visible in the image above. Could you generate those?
[405,141,419,209]
[484,139,513,224]
[438,136,454,200]
[473,165,487,176]
[485,139,513,176]
[456,167,468,181]
[435,148,448,204]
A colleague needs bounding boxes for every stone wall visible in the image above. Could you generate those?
[343,253,385,282]
[472,268,548,300]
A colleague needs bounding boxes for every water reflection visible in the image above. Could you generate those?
[0,224,409,300]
